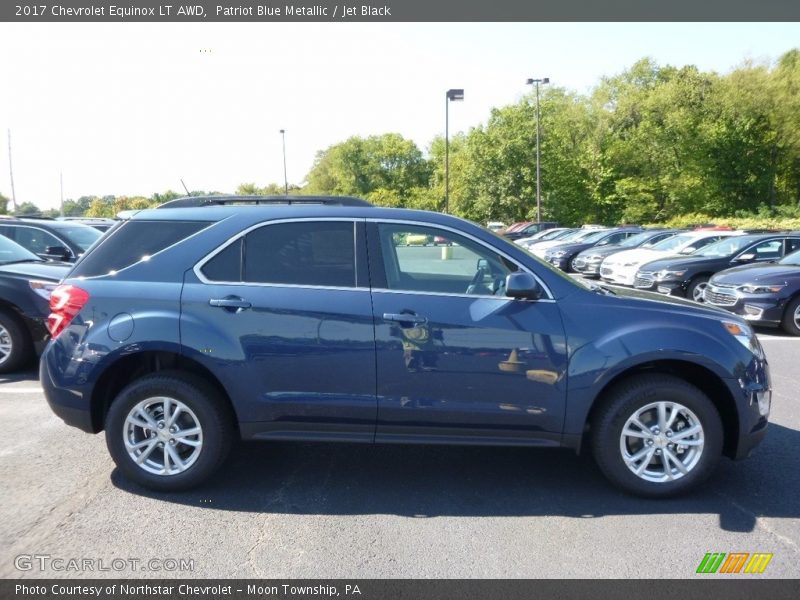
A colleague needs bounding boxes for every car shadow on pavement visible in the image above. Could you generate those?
[112,422,799,533]
[0,367,39,384]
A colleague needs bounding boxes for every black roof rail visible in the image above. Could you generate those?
[157,195,373,209]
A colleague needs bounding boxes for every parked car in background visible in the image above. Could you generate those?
[634,233,800,302]
[40,195,770,498]
[0,235,70,372]
[705,248,800,335]
[0,216,102,262]
[56,217,117,232]
[572,229,682,278]
[600,231,744,287]
[528,228,608,258]
[499,221,531,235]
[503,221,560,241]
[486,221,506,232]
[514,227,573,246]
[543,227,644,272]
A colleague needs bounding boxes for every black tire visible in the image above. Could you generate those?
[105,371,235,492]
[0,309,34,374]
[591,374,723,498]
[781,295,800,336]
[687,276,710,303]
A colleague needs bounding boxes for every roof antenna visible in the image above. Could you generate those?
[180,179,192,196]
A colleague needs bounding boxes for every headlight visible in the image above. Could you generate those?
[738,284,785,294]
[29,280,59,301]
[551,250,567,258]
[622,261,639,267]
[585,255,602,262]
[722,320,763,358]
[655,269,687,280]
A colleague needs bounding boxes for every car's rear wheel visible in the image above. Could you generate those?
[105,371,235,491]
[0,309,33,374]
[591,374,723,497]
[780,296,800,336]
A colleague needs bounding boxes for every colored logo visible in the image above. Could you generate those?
[696,552,773,574]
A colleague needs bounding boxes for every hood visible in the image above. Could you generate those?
[711,262,800,285]
[602,247,664,266]
[0,261,71,281]
[604,283,733,319]
[639,254,730,273]
[577,244,625,259]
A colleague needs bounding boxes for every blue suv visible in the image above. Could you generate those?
[40,196,771,497]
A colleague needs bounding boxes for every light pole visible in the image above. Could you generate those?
[279,129,288,196]
[445,88,464,214]
[526,77,549,223]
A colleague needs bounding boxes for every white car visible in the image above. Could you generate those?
[486,221,506,232]
[600,231,744,286]
[527,228,607,258]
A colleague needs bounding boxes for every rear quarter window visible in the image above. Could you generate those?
[70,220,209,278]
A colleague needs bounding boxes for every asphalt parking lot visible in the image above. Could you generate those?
[0,331,798,579]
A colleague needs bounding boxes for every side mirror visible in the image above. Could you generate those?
[505,272,543,300]
[679,246,696,254]
[735,253,756,262]
[476,258,489,271]
[44,245,71,260]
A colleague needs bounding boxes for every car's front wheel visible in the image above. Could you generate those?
[591,374,723,497]
[105,371,235,491]
[780,295,800,336]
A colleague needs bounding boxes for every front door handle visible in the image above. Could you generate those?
[383,312,427,325]
[209,296,252,312]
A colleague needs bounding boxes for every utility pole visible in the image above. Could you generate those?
[279,129,288,196]
[60,171,64,216]
[7,129,17,212]
[525,78,549,223]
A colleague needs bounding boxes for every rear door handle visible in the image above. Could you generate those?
[383,313,427,325]
[209,296,252,312]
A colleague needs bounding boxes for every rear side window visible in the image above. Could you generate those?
[243,221,355,287]
[70,220,208,277]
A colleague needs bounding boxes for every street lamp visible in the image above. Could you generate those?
[445,88,464,214]
[279,129,288,196]
[526,77,549,223]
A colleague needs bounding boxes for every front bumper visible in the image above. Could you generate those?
[600,265,637,286]
[722,354,771,460]
[572,257,602,276]
[704,285,785,325]
[545,255,570,270]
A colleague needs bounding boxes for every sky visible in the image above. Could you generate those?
[1,22,799,210]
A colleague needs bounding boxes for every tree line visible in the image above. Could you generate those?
[3,51,798,226]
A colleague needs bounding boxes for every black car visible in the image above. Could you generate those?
[503,221,560,241]
[634,233,800,302]
[572,229,683,277]
[705,248,800,335]
[0,216,103,261]
[543,227,643,272]
[0,235,70,372]
[56,217,117,232]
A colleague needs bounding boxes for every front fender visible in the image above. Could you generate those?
[563,321,747,436]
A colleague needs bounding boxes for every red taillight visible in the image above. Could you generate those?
[47,285,90,338]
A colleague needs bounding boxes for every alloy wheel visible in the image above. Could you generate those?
[0,325,12,365]
[123,397,203,476]
[619,401,705,483]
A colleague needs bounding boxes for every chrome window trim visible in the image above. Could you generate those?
[366,218,554,300]
[194,217,360,289]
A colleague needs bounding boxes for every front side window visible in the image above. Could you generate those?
[376,223,517,296]
[243,221,356,288]
[12,226,64,255]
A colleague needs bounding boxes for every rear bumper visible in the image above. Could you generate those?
[39,347,97,433]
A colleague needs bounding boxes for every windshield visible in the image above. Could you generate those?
[537,229,568,240]
[650,233,698,253]
[582,230,613,244]
[694,236,757,258]
[620,231,664,248]
[780,249,800,266]
[0,234,42,264]
[50,223,103,251]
